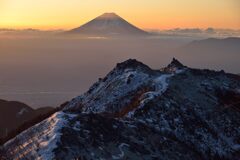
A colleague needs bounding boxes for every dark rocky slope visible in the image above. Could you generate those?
[1,59,240,160]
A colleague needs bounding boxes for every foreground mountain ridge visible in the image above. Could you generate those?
[1,58,240,160]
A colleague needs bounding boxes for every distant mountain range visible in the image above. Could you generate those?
[189,37,240,46]
[1,59,240,159]
[66,13,149,37]
[180,37,240,63]
[149,28,240,38]
[184,37,240,53]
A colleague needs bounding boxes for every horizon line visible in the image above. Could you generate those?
[1,27,240,32]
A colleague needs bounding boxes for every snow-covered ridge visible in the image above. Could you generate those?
[3,111,77,160]
[64,59,186,116]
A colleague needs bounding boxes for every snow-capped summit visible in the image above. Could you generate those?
[1,59,240,160]
[97,12,120,19]
[66,12,149,37]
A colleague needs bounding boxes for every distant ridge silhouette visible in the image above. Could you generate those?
[184,37,240,52]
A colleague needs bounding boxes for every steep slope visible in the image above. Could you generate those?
[0,100,54,140]
[1,59,240,160]
[66,12,149,37]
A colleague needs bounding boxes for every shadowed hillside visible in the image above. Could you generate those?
[0,99,54,142]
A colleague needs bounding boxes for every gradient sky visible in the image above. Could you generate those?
[0,0,239,30]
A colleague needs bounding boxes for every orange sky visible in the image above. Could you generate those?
[0,0,239,30]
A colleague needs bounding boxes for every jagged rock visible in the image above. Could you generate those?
[116,59,151,71]
[161,58,186,73]
[167,58,185,68]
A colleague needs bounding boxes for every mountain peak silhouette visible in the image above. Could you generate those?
[67,12,149,36]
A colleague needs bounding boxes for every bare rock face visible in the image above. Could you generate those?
[1,59,240,160]
[66,13,149,37]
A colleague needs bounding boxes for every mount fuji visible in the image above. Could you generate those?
[66,13,149,37]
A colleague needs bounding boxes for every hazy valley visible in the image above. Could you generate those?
[0,35,239,108]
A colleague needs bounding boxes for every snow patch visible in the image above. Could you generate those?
[127,69,185,117]
[146,73,172,97]
[112,143,129,159]
[17,108,29,116]
[141,69,185,105]
[73,121,81,131]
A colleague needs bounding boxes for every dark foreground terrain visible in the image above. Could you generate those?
[1,59,240,160]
